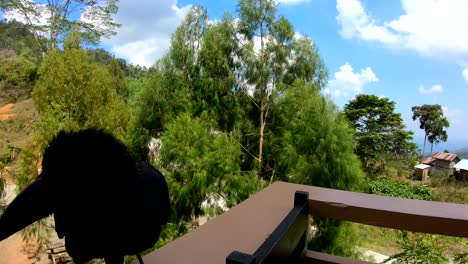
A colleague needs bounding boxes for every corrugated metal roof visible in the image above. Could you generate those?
[422,157,436,165]
[454,159,468,170]
[432,152,459,161]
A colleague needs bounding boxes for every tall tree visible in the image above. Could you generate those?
[1,0,120,52]
[427,114,449,155]
[344,94,416,177]
[236,0,328,178]
[158,113,258,230]
[278,81,364,257]
[237,0,294,177]
[412,104,449,158]
[32,33,130,139]
[108,58,129,101]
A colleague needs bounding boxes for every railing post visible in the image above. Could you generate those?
[226,251,256,264]
[226,191,309,264]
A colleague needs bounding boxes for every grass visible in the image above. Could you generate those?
[354,223,400,256]
[357,167,468,261]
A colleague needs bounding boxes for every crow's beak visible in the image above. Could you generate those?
[0,176,53,241]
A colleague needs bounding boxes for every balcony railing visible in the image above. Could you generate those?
[135,182,468,264]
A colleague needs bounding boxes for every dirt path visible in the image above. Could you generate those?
[0,103,17,120]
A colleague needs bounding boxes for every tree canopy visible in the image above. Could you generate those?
[344,94,416,177]
[127,2,363,257]
[412,104,449,157]
[0,0,120,51]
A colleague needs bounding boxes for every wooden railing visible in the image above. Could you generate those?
[136,182,468,264]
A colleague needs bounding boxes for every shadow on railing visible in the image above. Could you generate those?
[136,182,468,264]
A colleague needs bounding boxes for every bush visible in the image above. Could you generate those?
[368,178,432,201]
[385,231,448,263]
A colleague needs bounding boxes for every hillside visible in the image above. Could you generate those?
[0,99,38,173]
[454,148,468,159]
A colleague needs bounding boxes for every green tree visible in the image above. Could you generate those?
[278,81,364,257]
[127,3,354,257]
[344,94,416,177]
[237,0,294,177]
[385,232,448,264]
[0,20,43,64]
[16,34,130,249]
[412,104,449,158]
[196,13,243,132]
[158,113,258,230]
[0,52,37,102]
[108,58,129,101]
[1,0,120,51]
[32,35,130,138]
[427,116,449,155]
[127,56,192,160]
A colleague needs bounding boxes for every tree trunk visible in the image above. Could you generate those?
[259,98,264,176]
[430,143,434,156]
[422,132,427,159]
[258,5,265,178]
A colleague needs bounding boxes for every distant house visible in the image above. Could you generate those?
[453,159,468,182]
[414,164,431,181]
[421,152,461,176]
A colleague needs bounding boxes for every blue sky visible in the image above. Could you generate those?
[3,0,468,150]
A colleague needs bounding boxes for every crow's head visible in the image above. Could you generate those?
[0,129,170,263]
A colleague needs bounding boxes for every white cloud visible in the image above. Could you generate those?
[463,68,468,83]
[326,63,378,97]
[276,0,311,5]
[336,0,401,45]
[442,106,463,125]
[336,0,468,63]
[103,0,192,67]
[418,84,443,95]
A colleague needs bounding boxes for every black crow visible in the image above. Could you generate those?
[0,129,170,264]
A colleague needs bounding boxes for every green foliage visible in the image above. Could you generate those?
[237,0,294,177]
[127,58,192,160]
[0,20,43,64]
[158,113,258,225]
[311,220,362,259]
[454,252,468,264]
[431,180,468,204]
[344,94,417,178]
[278,81,363,191]
[385,231,448,264]
[127,3,355,257]
[276,81,364,257]
[32,41,130,140]
[412,104,450,158]
[108,58,130,101]
[197,13,244,132]
[0,53,37,102]
[368,178,432,201]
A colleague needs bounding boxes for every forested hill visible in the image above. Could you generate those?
[0,20,42,105]
[0,20,149,105]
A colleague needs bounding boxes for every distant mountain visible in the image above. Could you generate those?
[454,148,468,159]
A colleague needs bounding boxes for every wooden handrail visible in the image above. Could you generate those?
[301,184,468,238]
[136,181,468,264]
